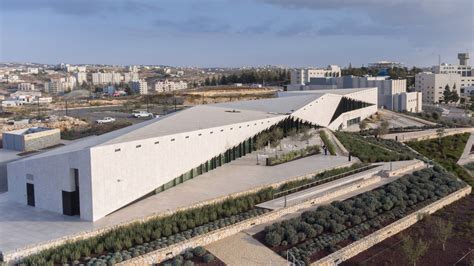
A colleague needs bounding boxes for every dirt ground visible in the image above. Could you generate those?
[343,195,474,266]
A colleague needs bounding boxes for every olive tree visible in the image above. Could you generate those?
[434,218,453,251]
[401,236,429,266]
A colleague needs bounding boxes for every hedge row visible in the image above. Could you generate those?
[261,167,465,265]
[160,246,216,266]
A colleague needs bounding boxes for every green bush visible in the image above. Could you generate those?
[193,246,207,257]
[267,145,321,165]
[265,231,283,247]
[202,253,215,263]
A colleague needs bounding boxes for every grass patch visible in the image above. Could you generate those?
[407,133,473,190]
[319,131,336,155]
[61,121,133,140]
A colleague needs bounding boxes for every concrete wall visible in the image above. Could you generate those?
[313,185,472,266]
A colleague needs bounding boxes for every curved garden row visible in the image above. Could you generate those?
[258,167,466,265]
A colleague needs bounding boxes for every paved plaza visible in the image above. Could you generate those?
[0,150,351,255]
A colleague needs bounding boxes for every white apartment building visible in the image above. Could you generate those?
[368,61,403,69]
[67,65,87,73]
[44,76,76,94]
[123,72,139,83]
[27,67,39,74]
[75,72,87,85]
[17,82,35,91]
[92,72,122,85]
[154,80,187,92]
[415,72,461,103]
[131,79,148,95]
[290,65,341,86]
[128,65,139,73]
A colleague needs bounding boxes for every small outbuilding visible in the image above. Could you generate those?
[2,127,61,152]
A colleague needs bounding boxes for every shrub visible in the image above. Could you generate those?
[203,254,215,263]
[193,246,207,257]
[265,232,283,247]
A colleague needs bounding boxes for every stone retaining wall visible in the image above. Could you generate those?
[383,160,425,177]
[2,163,355,263]
[119,176,381,265]
[313,185,472,266]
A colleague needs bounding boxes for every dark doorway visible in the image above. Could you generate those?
[62,169,80,216]
[26,183,35,206]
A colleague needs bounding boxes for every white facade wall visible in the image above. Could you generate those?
[88,116,286,220]
[393,92,422,113]
[92,72,122,85]
[415,72,461,103]
[7,149,94,220]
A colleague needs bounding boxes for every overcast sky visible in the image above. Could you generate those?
[1,0,473,67]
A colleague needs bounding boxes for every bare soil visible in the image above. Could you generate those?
[342,195,474,266]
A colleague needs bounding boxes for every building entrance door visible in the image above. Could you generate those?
[26,183,35,206]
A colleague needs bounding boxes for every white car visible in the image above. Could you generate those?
[96,117,116,124]
[132,111,154,118]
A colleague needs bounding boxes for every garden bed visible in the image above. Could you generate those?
[266,145,320,166]
[334,132,415,163]
[159,246,225,266]
[407,133,473,190]
[254,167,466,265]
[319,131,336,155]
[19,163,370,266]
[343,194,474,266]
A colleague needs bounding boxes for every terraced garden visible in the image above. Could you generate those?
[255,167,466,265]
[159,246,224,266]
[20,163,369,265]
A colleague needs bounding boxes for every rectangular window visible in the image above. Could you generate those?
[171,138,175,141]
[115,148,121,152]
[136,145,141,148]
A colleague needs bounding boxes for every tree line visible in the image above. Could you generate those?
[203,69,290,87]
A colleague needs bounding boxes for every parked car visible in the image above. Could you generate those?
[96,117,116,124]
[132,111,154,118]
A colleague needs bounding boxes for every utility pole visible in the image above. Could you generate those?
[146,95,149,113]
[37,97,40,119]
[65,99,68,116]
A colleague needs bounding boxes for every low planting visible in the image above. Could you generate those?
[464,162,474,171]
[160,246,221,266]
[267,145,321,165]
[258,167,466,265]
[319,131,336,155]
[21,162,369,265]
[21,190,273,265]
[407,133,473,190]
[334,132,415,163]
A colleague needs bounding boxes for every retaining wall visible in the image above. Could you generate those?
[313,185,472,266]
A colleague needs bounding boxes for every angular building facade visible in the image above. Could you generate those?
[7,88,377,221]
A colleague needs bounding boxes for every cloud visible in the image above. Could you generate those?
[0,0,161,17]
[257,0,474,47]
[153,16,231,34]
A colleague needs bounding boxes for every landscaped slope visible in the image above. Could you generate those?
[256,167,466,265]
[407,133,473,189]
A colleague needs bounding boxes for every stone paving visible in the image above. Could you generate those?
[0,150,351,255]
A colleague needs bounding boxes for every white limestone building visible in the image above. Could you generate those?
[289,65,341,87]
[154,80,187,92]
[17,82,35,91]
[7,88,377,221]
[92,72,122,85]
[288,75,421,112]
[131,79,148,95]
[415,72,461,103]
[75,72,87,85]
